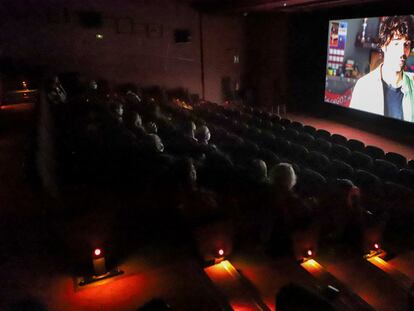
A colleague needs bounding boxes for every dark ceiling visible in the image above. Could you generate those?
[189,0,384,13]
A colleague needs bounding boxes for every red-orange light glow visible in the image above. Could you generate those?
[94,249,102,256]
[218,249,224,256]
[301,259,324,278]
[374,243,379,250]
[307,249,313,256]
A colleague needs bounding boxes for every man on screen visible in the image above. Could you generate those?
[350,16,414,122]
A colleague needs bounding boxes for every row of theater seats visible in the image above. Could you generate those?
[187,102,414,240]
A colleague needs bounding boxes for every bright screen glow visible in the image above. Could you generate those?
[324,15,414,123]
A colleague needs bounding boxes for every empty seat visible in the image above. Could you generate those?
[373,159,398,181]
[272,123,285,136]
[296,167,327,198]
[354,169,383,211]
[330,133,347,145]
[297,132,315,148]
[260,132,277,150]
[284,128,299,141]
[306,151,331,176]
[330,143,351,162]
[398,168,414,189]
[347,139,365,152]
[288,143,309,165]
[315,129,331,140]
[270,114,281,123]
[303,125,317,136]
[290,121,304,131]
[330,159,354,179]
[270,137,291,157]
[384,181,413,208]
[385,152,407,168]
[383,181,414,235]
[280,118,291,127]
[312,138,332,155]
[364,145,385,159]
[349,151,374,170]
[258,148,280,168]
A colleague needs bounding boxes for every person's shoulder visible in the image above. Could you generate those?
[355,68,379,85]
[403,71,414,82]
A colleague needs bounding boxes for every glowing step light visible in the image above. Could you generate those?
[79,247,124,286]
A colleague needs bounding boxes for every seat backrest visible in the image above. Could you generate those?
[365,145,385,159]
[347,139,365,152]
[312,138,332,155]
[290,121,304,131]
[385,152,407,168]
[315,129,331,140]
[373,159,398,181]
[306,151,331,175]
[303,125,317,135]
[330,159,354,179]
[330,133,347,145]
[350,151,374,170]
[398,168,414,189]
[330,143,351,162]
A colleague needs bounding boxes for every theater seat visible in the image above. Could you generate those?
[303,125,317,136]
[315,129,331,140]
[306,151,331,176]
[398,168,414,189]
[347,139,365,152]
[407,159,414,170]
[364,145,385,159]
[297,132,315,148]
[258,148,280,168]
[296,167,327,198]
[349,151,374,170]
[290,121,304,131]
[284,128,299,141]
[271,137,291,157]
[354,169,384,212]
[272,123,285,136]
[330,159,354,179]
[312,138,332,155]
[280,118,291,127]
[289,143,309,165]
[330,144,351,162]
[276,283,336,311]
[385,152,407,168]
[373,159,398,181]
[330,133,347,146]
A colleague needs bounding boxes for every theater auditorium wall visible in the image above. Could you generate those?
[0,0,244,103]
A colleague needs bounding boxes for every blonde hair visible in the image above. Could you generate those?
[269,163,297,191]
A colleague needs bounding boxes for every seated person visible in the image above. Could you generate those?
[145,121,158,134]
[195,125,217,152]
[265,163,314,256]
[124,111,146,140]
[319,179,365,252]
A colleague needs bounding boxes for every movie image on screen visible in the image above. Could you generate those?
[324,15,414,123]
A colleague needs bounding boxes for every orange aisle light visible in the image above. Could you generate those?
[78,247,124,286]
[214,248,225,264]
[93,248,106,276]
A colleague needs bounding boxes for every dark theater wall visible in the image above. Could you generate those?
[0,0,244,103]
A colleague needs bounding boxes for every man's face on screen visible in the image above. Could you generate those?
[382,35,411,72]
